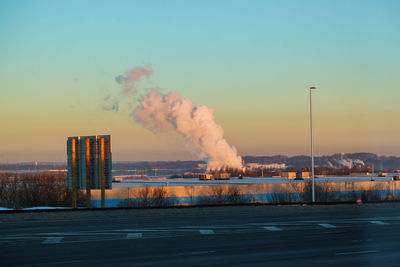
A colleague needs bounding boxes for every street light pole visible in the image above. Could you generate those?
[310,86,317,202]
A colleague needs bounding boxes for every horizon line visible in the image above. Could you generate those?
[0,152,399,164]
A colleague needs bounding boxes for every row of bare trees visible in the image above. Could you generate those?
[118,186,169,207]
[118,185,252,207]
[0,172,84,209]
[118,181,400,208]
[269,180,400,203]
[2,172,398,209]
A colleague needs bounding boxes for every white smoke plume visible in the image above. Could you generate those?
[113,66,242,170]
[134,89,242,170]
[104,66,152,112]
[115,66,152,94]
[103,94,119,112]
[336,157,365,168]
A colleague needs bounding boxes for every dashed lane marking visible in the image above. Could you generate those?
[370,221,389,225]
[264,226,282,231]
[199,230,215,235]
[126,233,143,239]
[335,250,378,256]
[42,237,63,244]
[176,250,216,256]
[319,223,336,228]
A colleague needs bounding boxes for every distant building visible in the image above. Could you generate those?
[246,163,286,170]
[264,163,286,169]
[198,172,230,180]
[199,174,213,180]
[349,172,371,177]
[197,163,207,169]
[280,171,296,179]
[67,135,112,189]
[298,172,311,179]
[213,172,230,180]
[296,171,311,179]
[281,171,311,179]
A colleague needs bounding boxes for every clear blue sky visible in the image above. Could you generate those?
[0,0,399,162]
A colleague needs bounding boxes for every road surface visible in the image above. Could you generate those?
[1,203,400,266]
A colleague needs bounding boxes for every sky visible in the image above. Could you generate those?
[0,0,399,162]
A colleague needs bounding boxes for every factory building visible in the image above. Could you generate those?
[67,135,112,190]
[280,171,297,179]
[199,174,213,180]
[281,171,311,179]
[246,163,287,169]
[198,173,230,180]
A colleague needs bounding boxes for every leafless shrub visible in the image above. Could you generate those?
[197,186,225,205]
[316,182,339,202]
[151,187,168,207]
[387,183,400,201]
[361,183,391,202]
[184,186,196,205]
[137,186,152,207]
[211,186,226,204]
[197,185,251,205]
[269,184,291,204]
[118,186,169,207]
[302,180,339,202]
[269,181,304,204]
[225,186,252,204]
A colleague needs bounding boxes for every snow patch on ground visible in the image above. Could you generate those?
[0,207,71,211]
[0,207,14,211]
[22,207,71,210]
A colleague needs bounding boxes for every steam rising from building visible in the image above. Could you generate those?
[113,65,242,170]
[134,89,242,170]
[115,66,153,94]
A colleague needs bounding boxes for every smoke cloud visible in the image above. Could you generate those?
[113,66,242,170]
[134,89,242,170]
[103,95,120,112]
[115,66,153,94]
[336,158,365,168]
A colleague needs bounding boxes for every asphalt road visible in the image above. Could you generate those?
[1,203,400,266]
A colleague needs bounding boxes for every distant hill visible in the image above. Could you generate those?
[1,153,400,171]
[243,153,400,170]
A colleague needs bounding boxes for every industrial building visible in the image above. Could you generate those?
[199,173,230,180]
[66,135,112,190]
[281,171,311,179]
[246,163,287,169]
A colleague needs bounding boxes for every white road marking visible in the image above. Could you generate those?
[180,225,242,229]
[264,226,282,231]
[352,238,373,243]
[40,232,81,236]
[251,222,291,226]
[370,221,389,225]
[42,237,63,244]
[199,230,215,235]
[176,250,216,256]
[336,250,378,256]
[126,233,143,239]
[319,223,336,228]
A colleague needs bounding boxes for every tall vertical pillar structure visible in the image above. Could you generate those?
[67,135,112,208]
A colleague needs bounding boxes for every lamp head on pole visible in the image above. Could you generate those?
[310,86,317,90]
